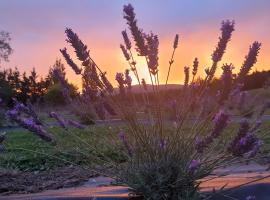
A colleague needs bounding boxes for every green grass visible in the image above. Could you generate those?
[0,125,125,171]
[1,119,270,172]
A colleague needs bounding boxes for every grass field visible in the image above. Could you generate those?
[1,119,270,172]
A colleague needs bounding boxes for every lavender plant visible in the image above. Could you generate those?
[54,4,268,200]
[4,4,270,200]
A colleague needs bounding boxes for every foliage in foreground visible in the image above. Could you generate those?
[3,4,270,200]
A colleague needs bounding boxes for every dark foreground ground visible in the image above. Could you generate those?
[0,165,97,195]
[2,164,270,200]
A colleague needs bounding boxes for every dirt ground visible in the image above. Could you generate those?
[0,165,98,195]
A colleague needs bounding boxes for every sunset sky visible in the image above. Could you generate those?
[0,0,270,87]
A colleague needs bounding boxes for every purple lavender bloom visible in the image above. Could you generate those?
[115,72,126,96]
[100,72,114,93]
[145,33,159,75]
[49,112,67,129]
[65,28,90,66]
[122,30,132,50]
[119,131,132,156]
[230,132,261,157]
[67,119,85,129]
[159,139,167,150]
[208,20,234,82]
[211,110,229,138]
[184,66,190,86]
[237,41,261,83]
[123,4,147,56]
[173,34,179,49]
[120,44,130,61]
[125,69,132,90]
[247,140,263,158]
[6,109,19,121]
[219,63,234,104]
[192,58,199,77]
[20,118,53,142]
[212,20,235,63]
[60,48,82,74]
[188,159,201,174]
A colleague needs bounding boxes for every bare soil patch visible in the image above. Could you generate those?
[0,165,98,195]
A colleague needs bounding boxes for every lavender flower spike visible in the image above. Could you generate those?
[65,28,90,66]
[208,20,234,81]
[173,34,179,49]
[192,58,199,76]
[60,48,82,74]
[49,112,67,129]
[188,159,201,174]
[123,4,147,56]
[145,33,159,75]
[211,110,229,138]
[184,66,190,86]
[237,41,261,83]
[21,118,54,142]
[122,30,132,50]
[120,44,130,61]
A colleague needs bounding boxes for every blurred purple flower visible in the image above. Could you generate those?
[122,30,132,50]
[246,196,256,200]
[159,139,167,150]
[173,34,179,49]
[60,47,82,74]
[125,69,132,90]
[120,44,130,61]
[188,159,201,174]
[49,111,67,129]
[211,110,229,138]
[145,33,159,75]
[192,58,199,77]
[184,66,190,86]
[237,41,261,83]
[219,63,234,104]
[212,20,235,63]
[116,72,126,96]
[100,72,114,93]
[123,4,147,56]
[208,20,234,81]
[65,28,90,66]
[21,118,53,142]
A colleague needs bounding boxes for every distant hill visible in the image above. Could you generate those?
[114,84,183,93]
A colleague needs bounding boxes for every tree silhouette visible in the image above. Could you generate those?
[0,31,13,64]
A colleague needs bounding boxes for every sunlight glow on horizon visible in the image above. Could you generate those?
[1,0,270,88]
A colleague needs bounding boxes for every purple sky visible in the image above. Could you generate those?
[1,0,270,86]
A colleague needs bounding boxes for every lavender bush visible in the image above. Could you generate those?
[4,4,270,200]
